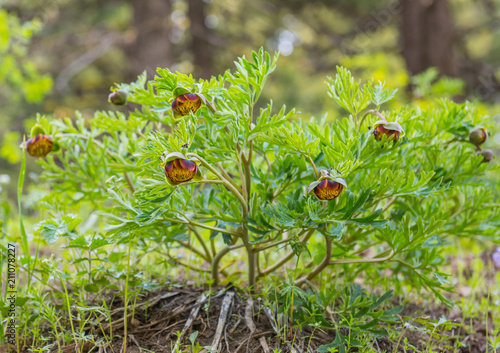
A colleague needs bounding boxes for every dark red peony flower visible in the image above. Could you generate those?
[172,93,202,116]
[26,134,54,158]
[308,170,347,201]
[372,120,404,141]
[162,152,203,185]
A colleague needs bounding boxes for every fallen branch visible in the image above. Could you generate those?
[263,306,279,334]
[210,291,235,351]
[234,331,274,353]
[108,291,178,318]
[244,299,270,353]
[173,292,208,352]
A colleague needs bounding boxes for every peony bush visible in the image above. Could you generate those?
[27,49,499,306]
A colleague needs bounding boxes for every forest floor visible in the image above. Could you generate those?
[7,285,493,353]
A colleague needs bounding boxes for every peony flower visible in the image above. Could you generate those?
[21,125,60,158]
[172,93,202,116]
[163,152,202,185]
[25,134,54,158]
[372,120,405,141]
[171,87,216,118]
[308,169,347,201]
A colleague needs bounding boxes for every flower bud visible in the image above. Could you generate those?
[372,120,404,141]
[25,134,54,158]
[469,127,488,146]
[172,93,202,116]
[308,170,347,201]
[480,149,494,162]
[108,90,128,106]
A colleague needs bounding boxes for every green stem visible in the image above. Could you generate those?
[295,235,332,285]
[176,241,210,262]
[17,146,31,287]
[241,142,255,288]
[163,217,241,237]
[242,226,256,290]
[123,233,132,353]
[359,109,386,131]
[166,254,211,273]
[306,155,319,179]
[217,163,243,193]
[178,179,225,186]
[329,250,395,264]
[259,229,315,277]
[123,172,135,193]
[189,226,212,262]
[187,153,248,216]
[254,237,293,252]
[59,274,76,343]
[211,244,245,285]
[235,150,248,201]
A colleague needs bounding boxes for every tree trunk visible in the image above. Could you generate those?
[400,0,458,77]
[187,0,214,79]
[128,0,173,78]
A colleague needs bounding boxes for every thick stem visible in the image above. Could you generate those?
[210,239,217,257]
[211,244,245,285]
[243,156,252,201]
[295,236,332,285]
[235,152,248,201]
[242,227,256,290]
[241,140,254,287]
[217,162,243,193]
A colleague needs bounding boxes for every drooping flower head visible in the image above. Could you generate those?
[108,89,128,106]
[171,87,216,118]
[26,134,54,158]
[372,120,405,141]
[21,125,60,158]
[308,169,347,201]
[172,93,202,116]
[469,127,488,146]
[163,152,203,185]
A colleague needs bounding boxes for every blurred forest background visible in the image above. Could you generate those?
[0,0,499,199]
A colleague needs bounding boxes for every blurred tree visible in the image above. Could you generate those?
[127,0,173,78]
[400,0,458,77]
[187,0,216,78]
